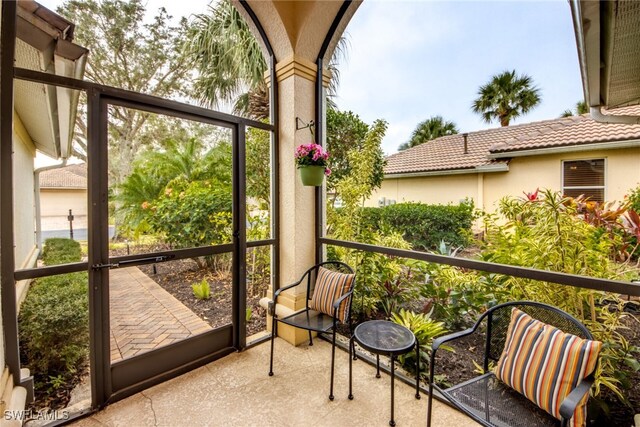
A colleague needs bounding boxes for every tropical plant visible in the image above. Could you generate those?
[246,126,272,209]
[247,211,271,297]
[398,116,458,151]
[328,119,389,240]
[117,138,232,237]
[471,70,541,126]
[627,184,640,213]
[480,189,639,400]
[182,0,267,116]
[390,308,449,373]
[192,279,211,300]
[561,100,589,117]
[326,118,418,318]
[183,0,349,117]
[422,267,506,329]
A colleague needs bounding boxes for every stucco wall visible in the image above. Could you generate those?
[13,123,36,270]
[484,147,640,212]
[368,147,640,213]
[40,189,87,230]
[366,173,478,207]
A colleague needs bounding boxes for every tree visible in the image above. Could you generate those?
[471,70,541,127]
[326,108,385,193]
[245,127,272,209]
[330,119,388,237]
[398,116,458,151]
[59,0,191,236]
[561,100,589,117]
[183,0,349,118]
[182,0,266,116]
[58,1,189,179]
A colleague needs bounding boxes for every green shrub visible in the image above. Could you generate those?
[360,200,475,251]
[19,272,88,375]
[19,238,88,405]
[627,184,640,213]
[149,179,232,249]
[41,238,82,265]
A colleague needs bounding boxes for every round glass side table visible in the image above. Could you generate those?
[348,320,421,426]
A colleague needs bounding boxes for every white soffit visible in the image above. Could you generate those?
[606,1,640,108]
[14,39,59,158]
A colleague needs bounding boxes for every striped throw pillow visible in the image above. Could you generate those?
[494,308,601,427]
[309,266,355,323]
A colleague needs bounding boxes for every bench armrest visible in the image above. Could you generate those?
[269,279,304,316]
[559,376,594,420]
[332,289,354,310]
[432,328,475,352]
[331,290,354,320]
[272,279,303,300]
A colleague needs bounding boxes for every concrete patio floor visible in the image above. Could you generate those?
[71,338,478,427]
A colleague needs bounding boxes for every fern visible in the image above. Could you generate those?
[192,279,211,300]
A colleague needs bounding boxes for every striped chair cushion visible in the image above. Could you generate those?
[494,308,601,427]
[309,266,354,323]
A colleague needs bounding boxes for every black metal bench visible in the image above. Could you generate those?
[426,301,596,427]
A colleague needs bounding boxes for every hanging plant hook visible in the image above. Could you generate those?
[296,117,315,139]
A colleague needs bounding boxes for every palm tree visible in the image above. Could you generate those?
[472,70,541,127]
[116,139,232,236]
[183,0,348,119]
[561,100,589,117]
[398,116,458,151]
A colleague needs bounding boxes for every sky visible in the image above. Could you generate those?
[336,0,584,154]
[36,0,584,157]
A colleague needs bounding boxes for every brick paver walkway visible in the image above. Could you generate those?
[109,267,212,362]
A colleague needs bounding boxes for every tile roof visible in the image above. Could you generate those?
[40,163,87,189]
[385,106,640,175]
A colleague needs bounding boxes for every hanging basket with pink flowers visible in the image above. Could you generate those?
[295,143,331,186]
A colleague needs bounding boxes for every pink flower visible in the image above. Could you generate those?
[324,167,332,176]
[523,188,539,201]
[295,143,330,168]
[141,201,150,209]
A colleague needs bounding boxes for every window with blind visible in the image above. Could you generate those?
[562,159,605,202]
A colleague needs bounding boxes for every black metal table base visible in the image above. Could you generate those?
[348,321,421,426]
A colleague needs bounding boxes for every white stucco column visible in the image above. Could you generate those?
[239,0,361,345]
[264,56,331,345]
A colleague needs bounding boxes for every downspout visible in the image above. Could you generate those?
[315,1,352,264]
[590,106,640,124]
[34,160,67,248]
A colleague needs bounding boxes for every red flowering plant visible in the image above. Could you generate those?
[295,143,331,176]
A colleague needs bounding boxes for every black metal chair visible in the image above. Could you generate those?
[427,301,597,427]
[268,261,355,400]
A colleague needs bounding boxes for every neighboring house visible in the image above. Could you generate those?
[0,1,87,416]
[368,106,640,212]
[39,163,87,236]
